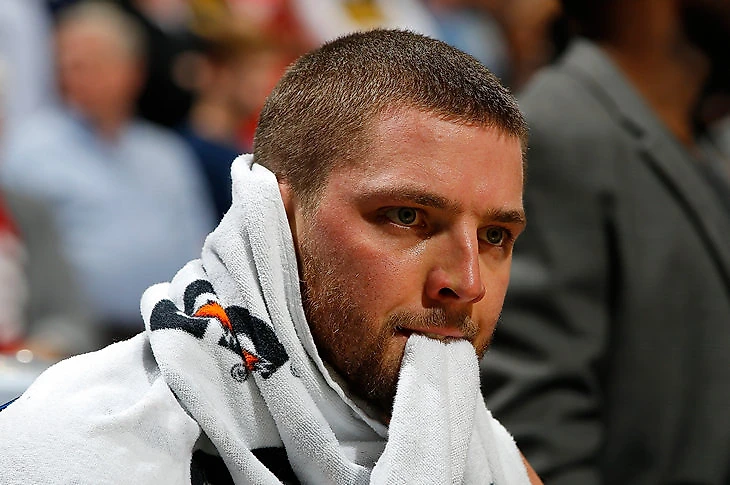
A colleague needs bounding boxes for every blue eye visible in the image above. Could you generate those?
[385,207,420,226]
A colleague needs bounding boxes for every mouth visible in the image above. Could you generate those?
[395,326,466,341]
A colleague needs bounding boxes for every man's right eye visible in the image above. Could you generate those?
[384,207,422,226]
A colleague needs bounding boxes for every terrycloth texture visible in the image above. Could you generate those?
[374,336,530,484]
[0,154,530,484]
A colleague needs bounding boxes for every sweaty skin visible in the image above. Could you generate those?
[281,107,526,414]
[281,106,542,484]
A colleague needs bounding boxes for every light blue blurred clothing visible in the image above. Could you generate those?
[0,108,216,329]
[429,7,509,80]
[0,0,57,130]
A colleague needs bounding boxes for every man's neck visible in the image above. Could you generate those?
[95,117,128,143]
[599,4,710,147]
[71,107,131,144]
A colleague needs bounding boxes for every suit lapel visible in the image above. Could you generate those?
[561,40,730,288]
[637,132,730,287]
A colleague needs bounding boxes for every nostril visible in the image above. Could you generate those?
[438,287,459,299]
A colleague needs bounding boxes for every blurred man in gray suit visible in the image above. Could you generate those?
[481,1,730,484]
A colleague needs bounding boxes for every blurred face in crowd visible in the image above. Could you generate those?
[229,48,291,119]
[56,23,143,126]
[284,107,526,415]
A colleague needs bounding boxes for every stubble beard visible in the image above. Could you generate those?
[298,234,490,417]
[299,236,401,414]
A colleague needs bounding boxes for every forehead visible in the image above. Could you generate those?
[57,23,129,60]
[326,108,524,208]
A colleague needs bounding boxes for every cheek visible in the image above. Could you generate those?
[335,243,403,305]
[314,221,409,298]
[476,265,512,326]
[472,283,508,356]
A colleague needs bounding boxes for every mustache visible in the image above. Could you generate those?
[386,308,478,340]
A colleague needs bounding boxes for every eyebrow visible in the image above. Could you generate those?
[358,186,458,210]
[486,208,527,226]
[357,186,527,226]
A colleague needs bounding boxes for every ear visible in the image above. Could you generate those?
[278,180,299,245]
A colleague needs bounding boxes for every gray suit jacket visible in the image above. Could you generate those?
[481,39,730,485]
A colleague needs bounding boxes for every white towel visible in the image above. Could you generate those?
[0,154,530,484]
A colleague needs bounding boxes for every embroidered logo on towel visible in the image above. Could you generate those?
[150,279,289,381]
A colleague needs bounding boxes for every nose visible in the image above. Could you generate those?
[424,229,485,305]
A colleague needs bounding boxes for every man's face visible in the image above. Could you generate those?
[56,25,142,123]
[285,108,525,416]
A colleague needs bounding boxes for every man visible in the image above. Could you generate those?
[481,1,730,484]
[0,29,541,484]
[118,0,201,128]
[0,2,215,339]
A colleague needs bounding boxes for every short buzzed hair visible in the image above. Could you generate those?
[253,29,527,208]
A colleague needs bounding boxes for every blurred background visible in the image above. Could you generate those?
[1,2,730,482]
[0,0,570,369]
[1,0,729,461]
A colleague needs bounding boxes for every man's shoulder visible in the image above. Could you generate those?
[127,118,207,181]
[1,108,80,184]
[519,64,613,136]
[0,334,201,483]
[517,53,634,173]
[0,334,161,422]
[5,107,75,145]
[128,118,194,156]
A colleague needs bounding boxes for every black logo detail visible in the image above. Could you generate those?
[150,279,288,379]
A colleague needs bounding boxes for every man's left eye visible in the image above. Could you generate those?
[482,227,506,246]
[385,207,421,226]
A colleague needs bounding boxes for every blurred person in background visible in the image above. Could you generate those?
[423,0,510,78]
[0,31,99,360]
[0,29,542,484]
[0,189,100,360]
[198,0,311,46]
[481,0,730,484]
[491,0,561,89]
[0,0,57,138]
[437,0,565,90]
[47,0,199,131]
[118,0,203,128]
[274,0,559,90]
[0,192,26,353]
[289,0,440,47]
[0,1,215,344]
[180,14,300,221]
[707,115,730,208]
